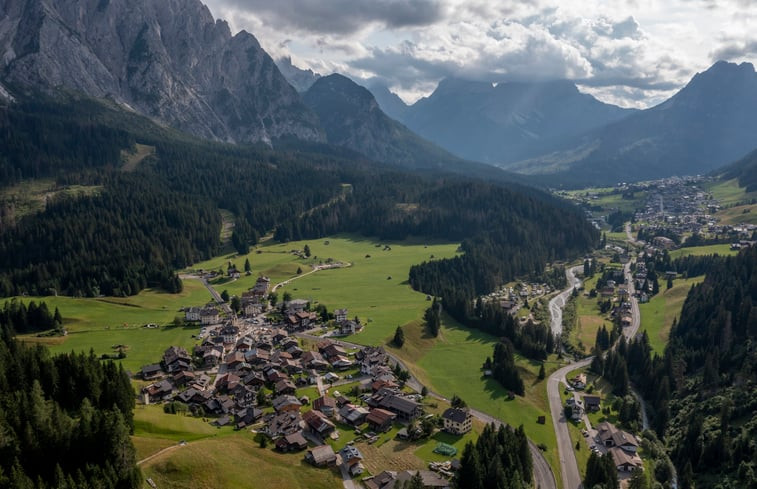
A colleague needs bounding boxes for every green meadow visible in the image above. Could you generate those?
[705,178,757,225]
[668,243,737,260]
[15,233,571,485]
[16,280,213,371]
[191,234,461,346]
[639,276,704,355]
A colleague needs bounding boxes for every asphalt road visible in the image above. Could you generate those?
[546,243,643,489]
[547,358,592,489]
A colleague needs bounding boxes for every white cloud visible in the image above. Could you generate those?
[202,0,757,108]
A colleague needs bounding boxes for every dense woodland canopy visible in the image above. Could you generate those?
[0,304,139,488]
[591,247,757,488]
[455,423,532,489]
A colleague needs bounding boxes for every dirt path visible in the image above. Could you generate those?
[271,262,351,292]
[137,443,184,466]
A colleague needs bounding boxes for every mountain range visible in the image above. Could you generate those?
[371,77,635,165]
[2,0,757,187]
[0,0,324,144]
[371,61,757,186]
[505,61,757,185]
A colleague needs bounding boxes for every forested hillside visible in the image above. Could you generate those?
[720,148,757,192]
[0,97,597,300]
[610,247,757,488]
[661,246,757,488]
[0,304,139,488]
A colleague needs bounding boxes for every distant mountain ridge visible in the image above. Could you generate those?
[371,77,635,165]
[276,56,321,92]
[302,74,532,184]
[0,0,324,144]
[503,61,757,186]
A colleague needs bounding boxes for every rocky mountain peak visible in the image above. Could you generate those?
[0,0,325,144]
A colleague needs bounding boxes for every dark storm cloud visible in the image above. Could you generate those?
[711,40,757,62]
[208,0,444,34]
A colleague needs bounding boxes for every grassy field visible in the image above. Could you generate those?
[405,318,562,480]
[705,178,757,224]
[668,244,737,260]
[639,276,704,355]
[563,187,648,216]
[706,178,757,206]
[121,143,155,172]
[715,203,757,225]
[134,405,343,489]
[17,280,213,371]
[572,276,608,355]
[17,233,569,485]
[140,433,343,489]
[0,178,102,221]
[188,235,461,346]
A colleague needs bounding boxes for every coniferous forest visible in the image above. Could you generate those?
[589,246,757,488]
[0,304,139,488]
[0,98,597,301]
[455,423,533,489]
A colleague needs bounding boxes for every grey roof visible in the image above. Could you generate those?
[441,407,469,424]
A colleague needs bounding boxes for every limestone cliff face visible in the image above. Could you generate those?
[0,0,324,143]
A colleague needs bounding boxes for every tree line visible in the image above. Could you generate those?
[455,423,532,489]
[0,304,139,488]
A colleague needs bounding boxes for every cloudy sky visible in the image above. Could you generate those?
[202,0,757,108]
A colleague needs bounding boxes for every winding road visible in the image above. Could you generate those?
[549,266,584,338]
[546,235,643,489]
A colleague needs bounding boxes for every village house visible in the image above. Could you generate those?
[566,394,584,421]
[200,306,220,325]
[362,471,397,489]
[219,322,240,346]
[571,373,587,390]
[203,348,222,367]
[163,346,192,374]
[234,407,264,430]
[302,409,336,437]
[338,320,361,336]
[275,431,308,452]
[584,395,601,412]
[379,394,423,422]
[140,363,163,380]
[334,308,348,323]
[441,408,473,435]
[184,306,201,322]
[275,379,297,396]
[340,445,364,476]
[610,446,643,472]
[242,297,264,317]
[330,355,353,370]
[172,370,195,387]
[143,379,173,403]
[263,412,303,438]
[251,276,271,297]
[272,394,302,413]
[366,408,396,432]
[312,395,337,417]
[395,470,450,489]
[596,422,639,453]
[339,403,370,426]
[306,444,337,467]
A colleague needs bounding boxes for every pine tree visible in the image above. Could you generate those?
[244,258,251,273]
[538,363,546,380]
[393,326,405,347]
